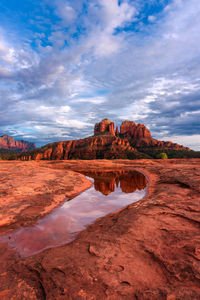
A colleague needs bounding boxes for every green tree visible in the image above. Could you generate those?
[156,152,168,159]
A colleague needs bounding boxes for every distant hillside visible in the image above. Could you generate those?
[19,119,200,160]
[0,135,36,152]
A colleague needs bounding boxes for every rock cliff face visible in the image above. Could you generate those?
[20,119,192,160]
[22,135,140,161]
[120,120,191,151]
[0,135,36,152]
[120,121,152,139]
[94,119,115,135]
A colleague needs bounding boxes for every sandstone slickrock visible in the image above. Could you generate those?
[0,161,92,231]
[20,119,192,161]
[0,135,36,152]
[0,159,200,299]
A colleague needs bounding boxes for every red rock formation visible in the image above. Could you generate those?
[20,119,193,161]
[94,179,115,195]
[120,121,152,139]
[120,121,192,151]
[83,170,148,195]
[94,119,115,136]
[120,171,147,193]
[30,135,139,161]
[0,135,36,152]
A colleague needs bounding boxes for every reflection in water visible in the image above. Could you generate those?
[0,170,148,258]
[82,170,147,195]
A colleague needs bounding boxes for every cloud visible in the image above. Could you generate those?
[73,96,106,104]
[161,135,200,151]
[86,0,137,56]
[55,2,77,26]
[0,0,200,150]
[148,15,156,22]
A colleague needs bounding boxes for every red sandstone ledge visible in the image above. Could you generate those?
[0,161,92,232]
[0,159,200,299]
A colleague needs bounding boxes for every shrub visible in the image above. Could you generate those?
[156,152,168,159]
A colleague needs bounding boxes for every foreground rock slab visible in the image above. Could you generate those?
[0,161,92,232]
[0,159,200,299]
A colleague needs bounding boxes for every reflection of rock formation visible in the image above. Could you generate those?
[94,179,115,196]
[120,172,147,193]
[81,170,147,195]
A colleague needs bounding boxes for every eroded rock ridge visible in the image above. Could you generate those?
[21,119,192,160]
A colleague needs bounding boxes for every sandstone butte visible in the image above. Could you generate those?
[20,119,191,161]
[0,159,200,299]
[0,135,36,152]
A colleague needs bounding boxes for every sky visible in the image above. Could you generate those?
[0,0,200,150]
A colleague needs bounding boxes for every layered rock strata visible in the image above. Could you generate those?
[94,119,115,135]
[119,120,191,150]
[21,135,139,161]
[20,119,191,160]
[120,120,152,139]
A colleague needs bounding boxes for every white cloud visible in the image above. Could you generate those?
[73,96,106,104]
[55,2,77,25]
[85,0,137,57]
[161,135,200,151]
[55,118,92,129]
[91,30,122,56]
[0,0,200,149]
[99,0,136,32]
[0,65,10,77]
[148,15,156,22]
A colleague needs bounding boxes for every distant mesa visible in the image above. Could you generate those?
[20,118,193,161]
[0,135,36,152]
